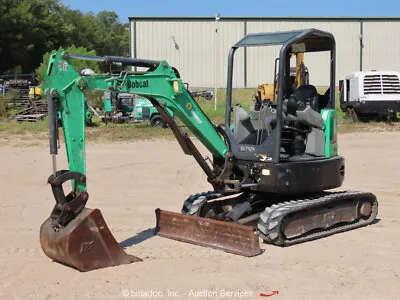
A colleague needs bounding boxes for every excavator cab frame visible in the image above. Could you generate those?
[223,28,336,164]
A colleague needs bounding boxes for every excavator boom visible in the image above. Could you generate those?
[41,51,259,271]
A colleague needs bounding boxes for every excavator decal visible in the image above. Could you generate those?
[58,60,69,72]
[127,79,149,89]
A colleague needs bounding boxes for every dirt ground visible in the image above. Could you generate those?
[0,131,399,300]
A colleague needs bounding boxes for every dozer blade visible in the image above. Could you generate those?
[40,208,142,272]
[155,209,261,257]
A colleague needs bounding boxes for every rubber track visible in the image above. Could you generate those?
[257,190,379,246]
[181,190,379,247]
[181,191,225,216]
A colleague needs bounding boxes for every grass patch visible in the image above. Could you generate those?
[338,119,400,133]
[0,87,399,145]
[198,88,255,122]
[85,120,175,143]
[0,97,5,118]
[0,118,49,136]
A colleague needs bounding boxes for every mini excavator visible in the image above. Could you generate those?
[40,29,378,272]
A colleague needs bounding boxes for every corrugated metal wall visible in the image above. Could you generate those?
[245,21,360,87]
[130,18,400,88]
[362,21,400,72]
[133,20,244,88]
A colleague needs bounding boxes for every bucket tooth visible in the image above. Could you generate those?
[155,208,261,257]
[40,208,142,272]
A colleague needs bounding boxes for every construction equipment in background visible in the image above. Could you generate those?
[133,97,172,127]
[28,86,44,100]
[0,73,48,122]
[190,89,214,101]
[1,73,40,107]
[102,91,134,123]
[101,90,210,127]
[339,70,400,122]
[40,28,378,272]
[254,52,309,104]
[101,91,173,127]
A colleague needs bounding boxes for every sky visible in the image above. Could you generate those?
[62,0,400,23]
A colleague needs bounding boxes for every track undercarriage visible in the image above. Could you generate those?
[155,189,378,254]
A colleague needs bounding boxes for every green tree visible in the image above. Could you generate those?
[61,9,129,57]
[35,45,101,83]
[0,1,129,76]
[0,0,68,74]
[94,10,129,56]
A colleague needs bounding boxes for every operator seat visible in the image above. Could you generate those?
[294,85,318,110]
[286,85,326,129]
[294,84,329,113]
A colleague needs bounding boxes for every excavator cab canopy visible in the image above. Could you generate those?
[224,28,336,163]
[226,28,336,127]
[233,28,335,52]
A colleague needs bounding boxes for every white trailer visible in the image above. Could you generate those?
[339,71,400,121]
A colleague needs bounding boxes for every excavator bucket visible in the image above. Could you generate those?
[40,208,142,272]
[155,209,261,257]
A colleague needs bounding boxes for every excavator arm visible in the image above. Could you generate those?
[40,51,257,272]
[45,51,228,188]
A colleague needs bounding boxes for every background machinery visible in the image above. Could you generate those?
[101,91,173,127]
[40,28,378,272]
[1,73,49,122]
[0,72,40,107]
[101,90,211,126]
[102,91,134,123]
[339,70,400,121]
[254,52,309,104]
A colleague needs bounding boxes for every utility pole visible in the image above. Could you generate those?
[214,13,220,111]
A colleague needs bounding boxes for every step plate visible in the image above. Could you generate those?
[155,209,261,257]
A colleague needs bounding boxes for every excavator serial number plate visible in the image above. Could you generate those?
[155,209,261,257]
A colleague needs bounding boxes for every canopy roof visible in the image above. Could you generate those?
[234,28,335,52]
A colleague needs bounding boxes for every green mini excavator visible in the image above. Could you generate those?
[40,28,378,272]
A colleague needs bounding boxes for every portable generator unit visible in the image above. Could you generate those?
[339,71,400,121]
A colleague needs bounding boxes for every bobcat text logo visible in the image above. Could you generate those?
[127,79,149,89]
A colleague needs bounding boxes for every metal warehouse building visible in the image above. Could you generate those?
[128,17,400,89]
